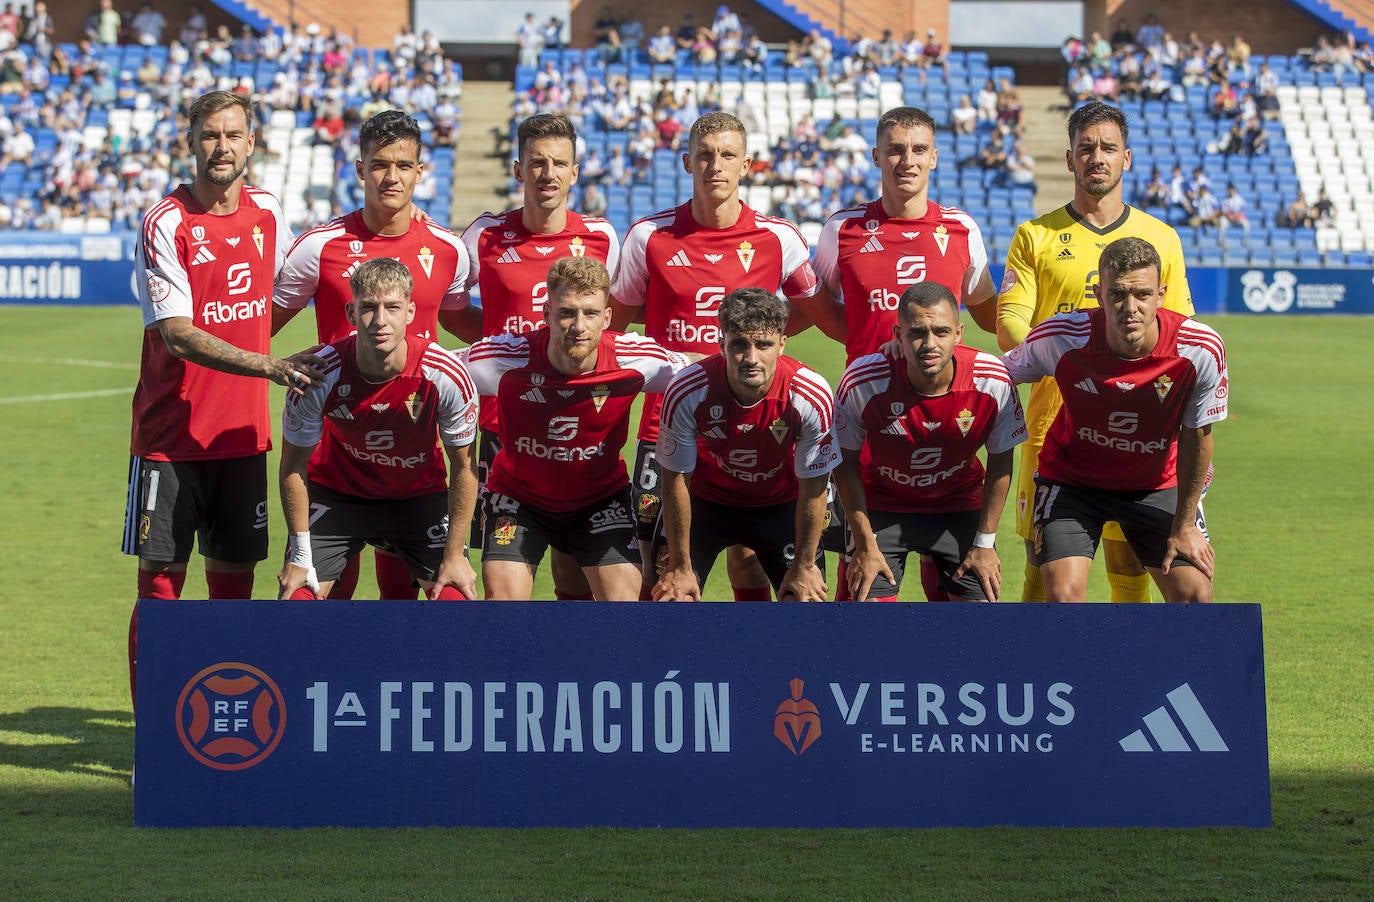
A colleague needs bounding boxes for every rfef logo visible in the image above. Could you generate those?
[175,662,286,771]
[774,678,821,755]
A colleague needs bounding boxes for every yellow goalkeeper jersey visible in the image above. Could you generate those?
[998,203,1193,443]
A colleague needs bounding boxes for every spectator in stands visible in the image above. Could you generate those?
[712,5,741,40]
[516,12,541,69]
[1227,35,1252,77]
[1167,164,1193,222]
[977,79,998,125]
[313,104,345,147]
[1092,67,1119,102]
[1312,188,1334,223]
[920,29,950,80]
[1160,31,1181,67]
[1331,36,1359,83]
[1006,140,1037,193]
[0,3,18,49]
[875,29,900,67]
[87,0,119,46]
[541,17,564,51]
[1136,168,1165,209]
[1280,190,1313,228]
[593,6,620,63]
[952,94,977,135]
[648,26,675,64]
[1310,35,1335,72]
[1214,120,1246,156]
[618,14,644,54]
[580,181,607,217]
[1088,31,1112,68]
[1110,19,1134,50]
[691,28,717,66]
[1142,58,1172,101]
[24,1,54,60]
[131,2,166,46]
[996,79,1022,126]
[804,28,833,69]
[605,143,629,185]
[1211,82,1239,119]
[1136,14,1165,53]
[1255,62,1280,118]
[1243,117,1268,155]
[854,62,882,100]
[1190,183,1221,232]
[1180,47,1209,87]
[0,120,32,168]
[742,32,768,71]
[88,66,115,109]
[1117,50,1142,100]
[232,25,260,62]
[1219,182,1249,245]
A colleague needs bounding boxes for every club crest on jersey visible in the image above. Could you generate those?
[1059,232,1071,244]
[1154,375,1173,401]
[591,384,610,412]
[956,408,974,436]
[569,237,586,257]
[372,403,390,412]
[535,245,556,256]
[492,516,518,546]
[407,392,423,422]
[709,404,725,422]
[338,384,351,397]
[889,402,904,416]
[417,246,435,278]
[1115,380,1136,392]
[769,417,789,443]
[736,240,755,273]
[191,225,207,244]
[252,226,264,258]
[349,239,365,256]
[225,236,241,248]
[865,219,880,232]
[923,420,941,431]
[933,225,950,256]
[705,253,723,264]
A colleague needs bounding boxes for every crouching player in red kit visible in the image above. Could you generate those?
[835,282,1026,602]
[463,256,696,601]
[1002,237,1226,602]
[650,288,840,601]
[277,258,481,600]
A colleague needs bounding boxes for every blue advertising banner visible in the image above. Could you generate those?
[0,232,137,305]
[1224,267,1374,314]
[134,601,1270,829]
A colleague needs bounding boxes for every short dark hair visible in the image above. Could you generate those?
[897,282,959,323]
[186,90,254,136]
[358,109,422,157]
[718,287,788,336]
[517,113,578,159]
[876,106,938,144]
[1098,236,1160,281]
[350,256,413,303]
[1067,100,1129,146]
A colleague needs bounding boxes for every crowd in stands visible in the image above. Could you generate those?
[0,4,463,232]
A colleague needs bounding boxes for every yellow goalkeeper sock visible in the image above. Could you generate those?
[1107,570,1153,603]
[1021,561,1045,602]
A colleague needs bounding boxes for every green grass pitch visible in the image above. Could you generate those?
[0,307,1369,898]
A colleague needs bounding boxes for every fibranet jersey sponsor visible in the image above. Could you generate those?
[1002,307,1227,492]
[460,208,619,431]
[464,329,691,512]
[274,210,471,343]
[836,346,1026,513]
[814,200,993,364]
[131,184,290,461]
[611,202,820,443]
[282,335,478,500]
[999,204,1192,444]
[658,355,840,506]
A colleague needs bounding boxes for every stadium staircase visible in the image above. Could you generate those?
[202,0,408,49]
[1290,0,1373,43]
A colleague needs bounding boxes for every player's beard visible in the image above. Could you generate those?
[1080,167,1120,198]
[203,158,247,186]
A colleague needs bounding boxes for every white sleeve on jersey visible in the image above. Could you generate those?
[1001,312,1091,384]
[1178,322,1229,429]
[136,202,191,326]
[421,344,480,446]
[972,351,1028,454]
[281,345,342,447]
[811,212,844,298]
[456,215,490,304]
[609,219,653,306]
[789,367,841,478]
[834,354,891,452]
[273,221,338,309]
[614,332,694,392]
[462,331,530,396]
[586,218,622,279]
[956,211,994,306]
[425,222,473,311]
[263,189,293,277]
[656,363,709,473]
[760,215,822,299]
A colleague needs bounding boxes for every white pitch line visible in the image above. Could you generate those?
[0,387,133,405]
[0,354,139,370]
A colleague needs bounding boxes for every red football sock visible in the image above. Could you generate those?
[873,595,899,603]
[920,559,950,601]
[205,570,254,600]
[434,585,467,601]
[834,559,851,601]
[555,589,587,600]
[639,583,654,601]
[288,586,318,600]
[375,550,418,599]
[733,585,772,601]
[130,570,186,707]
[328,554,360,599]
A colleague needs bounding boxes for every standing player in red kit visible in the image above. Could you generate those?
[650,288,840,601]
[835,282,1025,602]
[464,257,695,601]
[273,109,472,599]
[610,111,844,599]
[812,105,998,599]
[459,114,619,600]
[123,90,319,699]
[1002,238,1226,602]
[277,258,480,601]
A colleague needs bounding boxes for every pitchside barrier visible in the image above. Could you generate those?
[134,600,1270,828]
[2,230,1369,316]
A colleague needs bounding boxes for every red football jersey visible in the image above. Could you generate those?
[657,355,840,506]
[282,335,478,500]
[132,184,290,461]
[611,202,821,442]
[813,200,993,364]
[459,208,619,431]
[275,210,471,343]
[464,329,691,512]
[836,346,1026,513]
[1003,308,1228,492]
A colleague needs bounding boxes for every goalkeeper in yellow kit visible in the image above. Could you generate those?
[997,102,1194,602]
